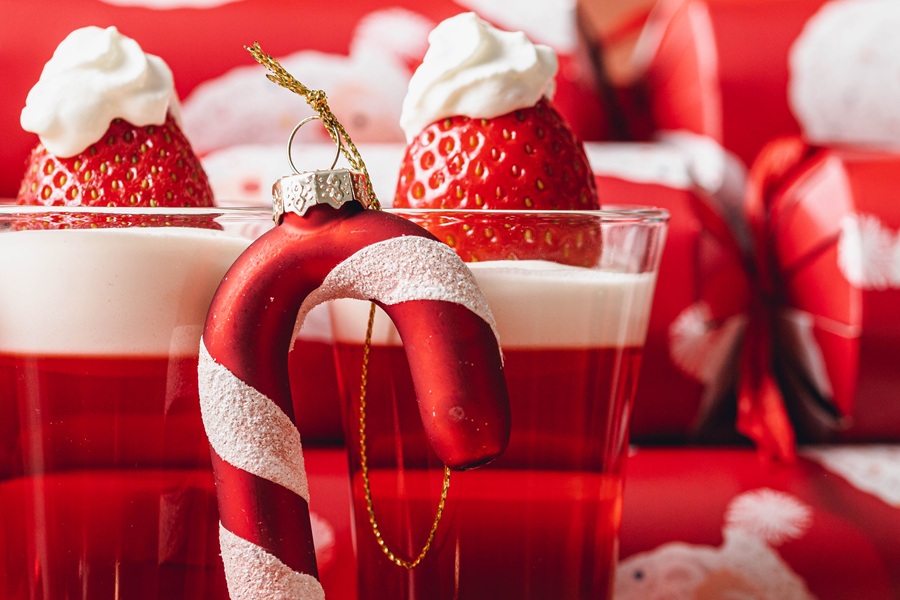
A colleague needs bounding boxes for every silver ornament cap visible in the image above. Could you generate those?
[272,168,374,223]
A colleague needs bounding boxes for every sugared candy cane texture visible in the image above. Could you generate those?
[199,202,510,598]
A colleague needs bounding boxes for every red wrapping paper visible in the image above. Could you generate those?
[638,0,828,167]
[588,143,750,443]
[619,446,900,599]
[746,138,900,443]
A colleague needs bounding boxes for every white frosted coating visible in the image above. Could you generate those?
[20,26,179,157]
[331,260,656,348]
[0,227,249,355]
[789,0,900,149]
[219,525,325,600]
[299,235,499,346]
[400,12,557,141]
[198,342,310,502]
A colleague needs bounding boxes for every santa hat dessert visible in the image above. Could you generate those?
[17,25,213,210]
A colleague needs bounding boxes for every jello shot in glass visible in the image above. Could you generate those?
[0,206,272,598]
[331,206,668,599]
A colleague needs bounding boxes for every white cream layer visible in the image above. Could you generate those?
[0,227,250,355]
[331,260,656,348]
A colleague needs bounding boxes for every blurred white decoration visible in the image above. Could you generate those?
[350,8,433,67]
[203,143,405,209]
[725,488,812,547]
[657,131,750,248]
[616,489,816,600]
[452,0,577,52]
[182,8,434,154]
[789,0,900,149]
[775,309,835,400]
[585,142,694,190]
[669,302,746,385]
[310,512,336,569]
[588,134,750,247]
[804,445,900,508]
[837,213,900,289]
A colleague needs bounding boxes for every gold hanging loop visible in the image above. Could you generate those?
[286,115,342,175]
[246,42,381,210]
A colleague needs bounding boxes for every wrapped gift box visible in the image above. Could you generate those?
[635,0,829,166]
[746,140,900,443]
[588,142,750,443]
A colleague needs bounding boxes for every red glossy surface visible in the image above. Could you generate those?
[335,342,642,599]
[0,352,227,598]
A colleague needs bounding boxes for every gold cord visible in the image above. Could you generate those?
[357,303,451,570]
[246,42,381,210]
[247,43,447,568]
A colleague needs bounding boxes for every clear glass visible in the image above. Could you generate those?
[330,207,669,600]
[0,206,272,599]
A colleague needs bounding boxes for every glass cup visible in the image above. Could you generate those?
[330,207,668,599]
[0,205,272,599]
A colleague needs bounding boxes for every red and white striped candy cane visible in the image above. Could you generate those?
[198,168,510,599]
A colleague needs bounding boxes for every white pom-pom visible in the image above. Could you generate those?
[725,489,812,546]
[837,213,900,290]
[789,0,900,149]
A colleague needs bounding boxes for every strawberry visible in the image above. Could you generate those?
[394,98,601,266]
[17,114,214,209]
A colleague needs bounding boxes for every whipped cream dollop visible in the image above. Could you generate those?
[399,12,557,141]
[20,26,179,157]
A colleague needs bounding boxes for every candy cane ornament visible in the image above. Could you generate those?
[198,159,511,596]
